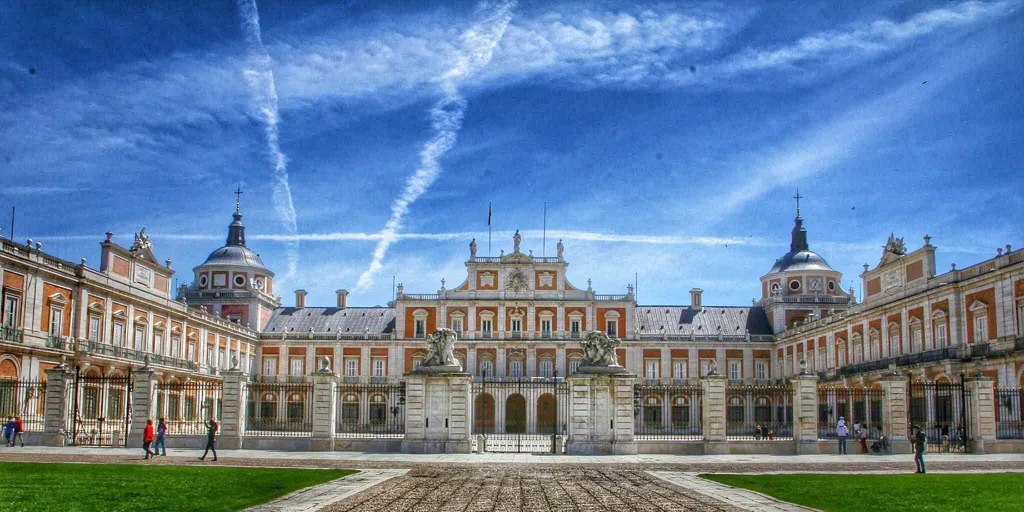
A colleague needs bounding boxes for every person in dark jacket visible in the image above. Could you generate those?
[912,425,927,474]
[3,417,13,447]
[198,419,218,462]
[142,419,156,460]
[154,418,168,456]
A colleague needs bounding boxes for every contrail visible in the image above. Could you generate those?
[237,0,300,279]
[355,0,517,292]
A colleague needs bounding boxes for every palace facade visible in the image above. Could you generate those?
[2,201,1022,392]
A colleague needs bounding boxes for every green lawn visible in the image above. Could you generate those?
[701,473,1024,512]
[0,462,356,512]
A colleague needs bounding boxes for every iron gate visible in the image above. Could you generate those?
[65,368,133,447]
[909,377,970,453]
[471,373,568,453]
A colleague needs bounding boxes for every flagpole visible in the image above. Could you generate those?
[487,202,492,257]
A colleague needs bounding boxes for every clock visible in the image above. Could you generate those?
[808,277,823,292]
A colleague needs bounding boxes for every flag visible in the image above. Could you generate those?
[488,202,492,226]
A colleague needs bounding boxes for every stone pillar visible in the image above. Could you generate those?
[966,376,996,453]
[565,372,637,455]
[129,368,156,446]
[879,374,911,454]
[311,370,338,451]
[701,373,727,454]
[41,367,72,446]
[219,368,246,449]
[401,371,473,453]
[792,373,819,454]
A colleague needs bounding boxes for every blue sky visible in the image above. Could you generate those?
[1,0,1021,308]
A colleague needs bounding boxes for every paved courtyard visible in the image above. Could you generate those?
[2,447,1022,511]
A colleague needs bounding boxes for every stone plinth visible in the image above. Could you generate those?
[219,369,246,449]
[128,368,156,446]
[966,376,996,454]
[565,372,636,455]
[791,373,819,454]
[879,374,911,454]
[311,371,338,451]
[701,374,727,454]
[41,367,72,447]
[401,372,473,454]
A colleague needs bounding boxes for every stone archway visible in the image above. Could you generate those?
[474,393,495,434]
[536,393,556,434]
[505,394,526,433]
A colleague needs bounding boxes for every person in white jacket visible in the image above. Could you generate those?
[836,417,849,455]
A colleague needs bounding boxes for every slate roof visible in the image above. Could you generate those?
[634,305,773,336]
[199,245,270,271]
[263,307,396,334]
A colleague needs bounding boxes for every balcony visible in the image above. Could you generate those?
[540,330,552,339]
[0,326,22,343]
[343,376,360,384]
[369,376,387,384]
[77,340,199,372]
[510,331,522,339]
[569,331,581,339]
[45,335,66,350]
[481,331,493,339]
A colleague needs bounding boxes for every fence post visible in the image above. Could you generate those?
[401,371,473,454]
[564,372,637,455]
[879,373,911,454]
[791,372,819,454]
[129,368,156,447]
[965,375,996,454]
[701,373,727,454]
[219,368,245,449]
[311,368,338,451]
[41,366,72,446]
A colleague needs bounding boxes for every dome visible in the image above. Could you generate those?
[201,245,270,271]
[766,214,835,274]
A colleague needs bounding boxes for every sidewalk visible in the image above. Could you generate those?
[2,445,1022,467]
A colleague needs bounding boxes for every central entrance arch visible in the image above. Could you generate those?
[537,393,556,434]
[505,394,526,433]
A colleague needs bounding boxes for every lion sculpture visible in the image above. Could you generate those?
[580,331,621,367]
[421,328,461,370]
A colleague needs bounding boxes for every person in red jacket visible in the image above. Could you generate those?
[143,419,156,460]
[13,417,24,447]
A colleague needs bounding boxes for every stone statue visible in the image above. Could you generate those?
[576,331,623,373]
[130,228,152,253]
[707,358,718,376]
[230,355,239,370]
[556,239,564,259]
[469,238,477,259]
[415,328,462,373]
[884,233,907,255]
[319,356,332,373]
[513,230,521,253]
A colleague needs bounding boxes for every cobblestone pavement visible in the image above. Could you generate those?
[320,467,742,512]
[247,469,409,512]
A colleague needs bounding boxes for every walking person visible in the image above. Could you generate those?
[912,425,927,474]
[13,417,25,447]
[836,416,849,455]
[154,418,168,456]
[3,416,13,447]
[142,419,156,459]
[198,419,218,462]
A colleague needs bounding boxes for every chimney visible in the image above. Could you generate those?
[295,289,307,308]
[690,288,703,311]
[336,289,349,308]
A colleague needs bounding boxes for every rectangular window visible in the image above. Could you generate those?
[912,329,922,352]
[540,319,552,335]
[481,319,492,335]
[755,361,767,380]
[605,320,617,336]
[154,332,164,355]
[113,322,124,347]
[219,348,227,368]
[539,360,553,378]
[509,360,523,378]
[88,316,100,342]
[700,359,712,377]
[170,336,180,359]
[510,318,522,333]
[206,345,214,366]
[569,360,581,374]
[974,316,987,342]
[134,326,145,351]
[673,361,687,379]
[729,361,740,380]
[49,307,63,336]
[570,319,581,333]
[414,319,426,338]
[345,358,358,377]
[817,348,826,369]
[838,346,847,366]
[290,358,304,376]
[479,359,494,378]
[373,358,386,377]
[935,323,948,347]
[263,357,277,375]
[451,318,463,334]
[187,342,196,362]
[645,360,659,379]
[2,295,19,327]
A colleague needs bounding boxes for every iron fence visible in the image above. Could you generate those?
[634,384,702,440]
[996,387,1023,440]
[0,379,46,432]
[909,379,970,453]
[334,381,406,438]
[154,381,223,435]
[817,386,884,440]
[65,371,132,447]
[244,382,314,436]
[725,385,793,440]
[471,375,568,453]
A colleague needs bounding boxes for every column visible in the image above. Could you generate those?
[556,344,566,377]
[556,304,565,337]
[41,367,73,446]
[879,374,911,454]
[129,368,156,446]
[360,346,371,381]
[311,369,338,451]
[526,348,537,378]
[467,306,476,341]
[219,368,246,449]
[742,349,753,384]
[965,376,996,453]
[305,347,316,378]
[496,349,506,378]
[660,347,670,384]
[467,346,477,376]
[701,373,727,454]
[526,305,535,336]
[792,372,819,454]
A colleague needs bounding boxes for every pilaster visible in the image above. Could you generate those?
[401,371,473,453]
[129,368,156,446]
[879,374,911,454]
[41,367,72,446]
[792,373,819,454]
[219,368,246,449]
[311,370,338,450]
[565,372,637,455]
[966,375,997,453]
[701,374,727,453]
